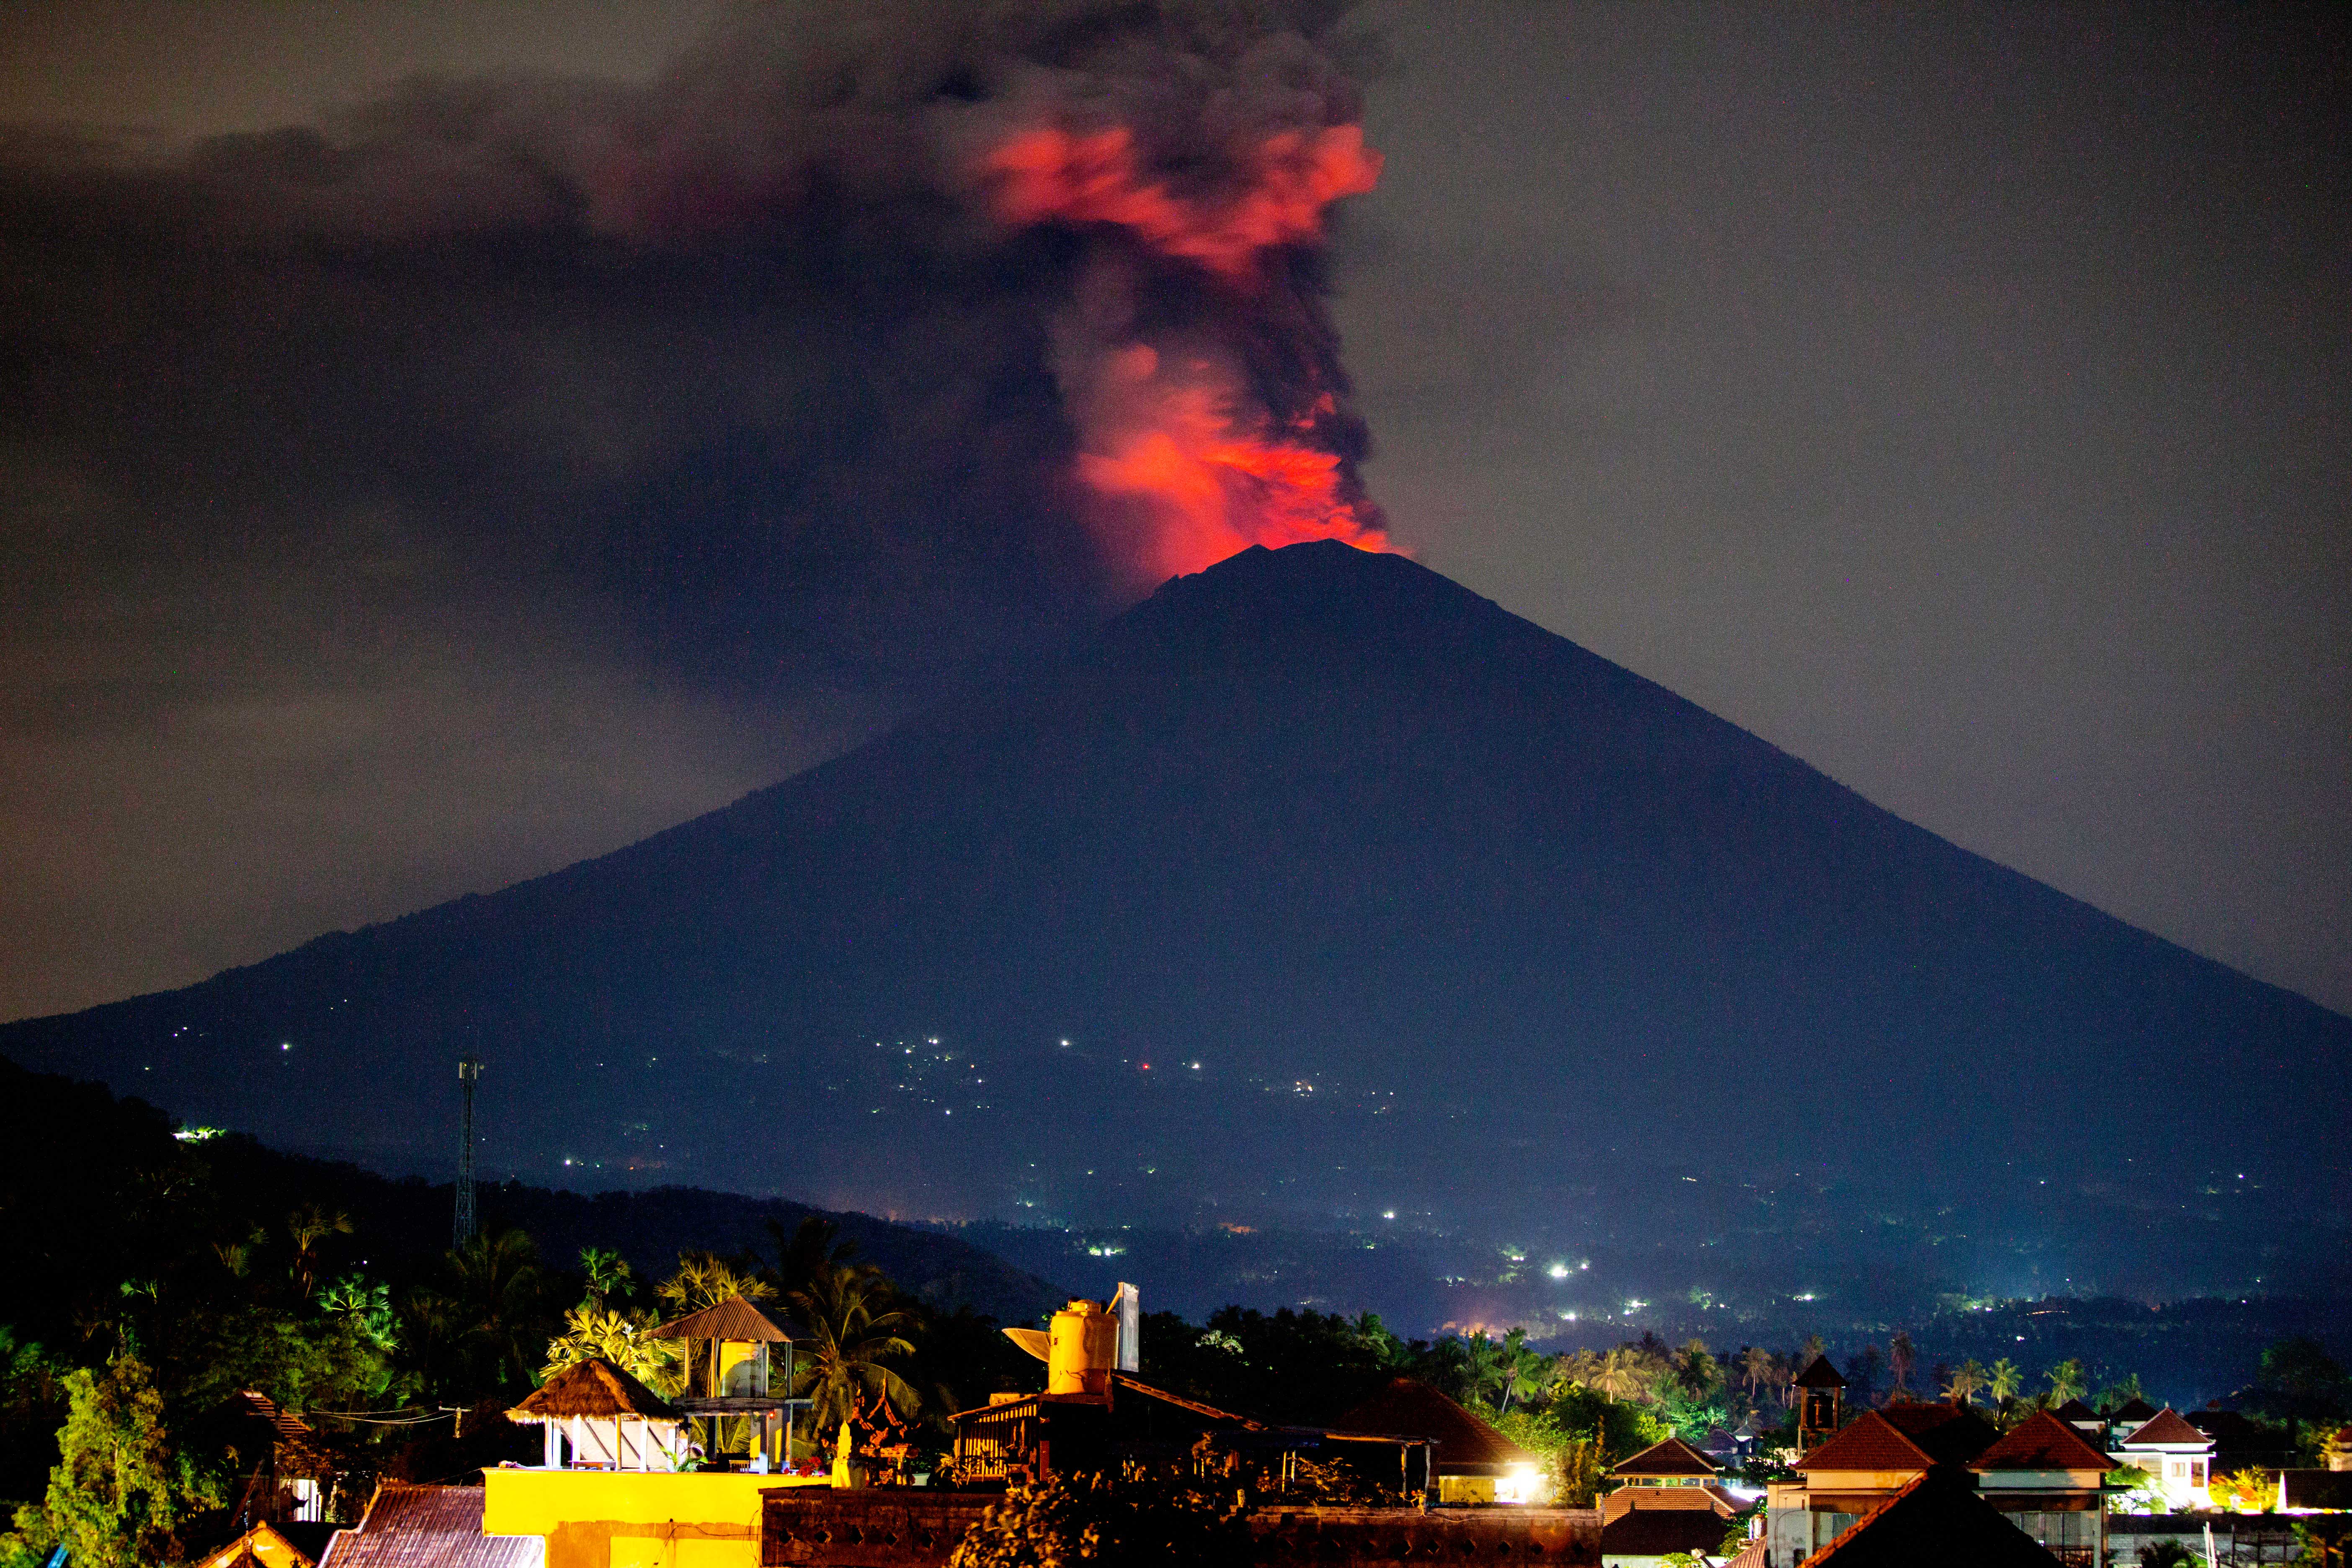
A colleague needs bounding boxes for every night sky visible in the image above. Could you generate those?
[3,0,2346,1028]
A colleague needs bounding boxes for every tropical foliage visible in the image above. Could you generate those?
[789,1264,921,1442]
[947,1474,1251,1568]
[2,1356,218,1568]
[2209,1467,2273,1513]
[541,1305,682,1395]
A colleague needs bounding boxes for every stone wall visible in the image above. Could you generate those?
[760,1492,1601,1568]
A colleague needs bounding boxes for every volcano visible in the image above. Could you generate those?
[9,542,2347,1303]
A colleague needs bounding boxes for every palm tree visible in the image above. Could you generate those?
[449,1228,547,1390]
[1943,1359,1987,1406]
[1588,1348,1651,1403]
[1419,1337,1470,1403]
[542,1305,682,1394]
[658,1251,777,1315]
[1740,1346,1776,1401]
[1492,1330,1551,1415]
[769,1217,860,1305]
[2043,1359,2087,1406]
[288,1204,354,1297]
[320,1275,398,1351]
[1461,1332,1509,1409]
[1550,1349,1602,1398]
[1672,1339,1722,1399]
[788,1264,918,1444]
[1888,1333,1916,1397]
[1986,1357,2024,1408]
[1352,1312,1408,1368]
[579,1248,633,1311]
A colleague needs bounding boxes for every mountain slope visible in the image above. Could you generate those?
[8,542,2346,1302]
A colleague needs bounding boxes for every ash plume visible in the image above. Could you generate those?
[0,0,1392,694]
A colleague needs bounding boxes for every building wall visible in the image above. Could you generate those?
[761,1493,1603,1568]
[484,1470,830,1568]
[2118,1449,2212,1511]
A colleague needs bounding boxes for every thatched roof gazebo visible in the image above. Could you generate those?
[509,1358,684,1471]
[645,1295,805,1470]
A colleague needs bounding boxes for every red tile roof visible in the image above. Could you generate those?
[644,1295,797,1343]
[1612,1435,1718,1478]
[1794,1411,1933,1473]
[1971,1411,2115,1473]
[1877,1402,1999,1465]
[1723,1539,1769,1568]
[1328,1378,1534,1474]
[1598,1508,1729,1556]
[1794,1355,1849,1389]
[1804,1470,2063,1567]
[2121,1408,2213,1448]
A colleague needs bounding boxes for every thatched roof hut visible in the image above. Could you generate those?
[510,1359,679,1422]
[508,1359,684,1472]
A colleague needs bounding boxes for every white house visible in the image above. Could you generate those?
[2113,1408,2215,1511]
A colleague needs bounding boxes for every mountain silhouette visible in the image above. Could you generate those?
[9,542,2346,1308]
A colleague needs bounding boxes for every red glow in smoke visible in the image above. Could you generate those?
[1078,384,1392,582]
[981,123,1398,580]
[984,124,1380,279]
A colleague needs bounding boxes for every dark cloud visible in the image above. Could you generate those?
[0,0,1391,1019]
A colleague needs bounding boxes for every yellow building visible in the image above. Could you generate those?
[480,1468,828,1568]
[645,1295,802,1467]
[495,1353,830,1568]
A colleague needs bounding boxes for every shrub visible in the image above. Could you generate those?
[948,1473,1253,1568]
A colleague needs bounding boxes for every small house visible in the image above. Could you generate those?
[1328,1377,1542,1504]
[507,1358,686,1472]
[2113,1408,2215,1512]
[644,1295,803,1469]
[1968,1409,2113,1565]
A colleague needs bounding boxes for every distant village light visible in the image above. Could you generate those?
[1548,1262,1569,1279]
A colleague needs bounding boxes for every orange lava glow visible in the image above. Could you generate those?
[983,124,1381,279]
[1077,384,1393,581]
[981,121,1397,581]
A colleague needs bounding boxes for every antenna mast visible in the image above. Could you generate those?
[453,1057,483,1247]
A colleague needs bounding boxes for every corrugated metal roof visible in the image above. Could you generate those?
[644,1296,798,1343]
[1327,1378,1534,1474]
[316,1485,543,1568]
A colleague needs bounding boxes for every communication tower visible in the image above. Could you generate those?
[453,1057,483,1246]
